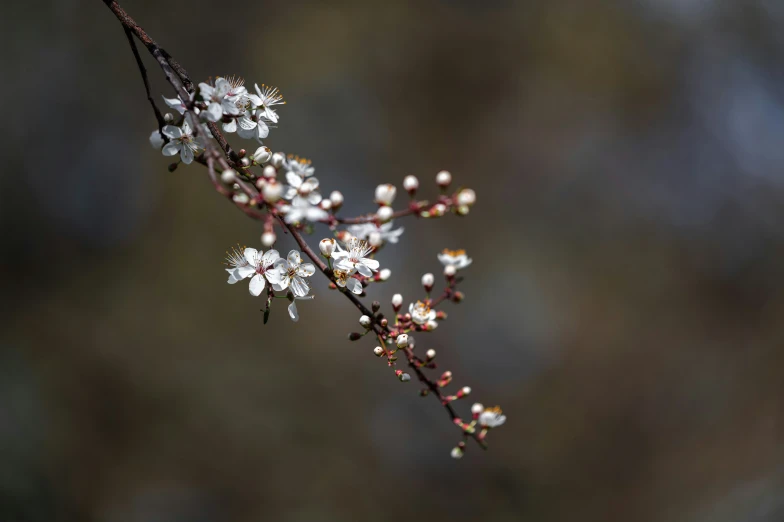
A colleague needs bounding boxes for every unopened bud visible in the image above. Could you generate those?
[168,163,178,172]
[421,273,434,290]
[444,264,456,277]
[452,291,465,303]
[320,199,332,210]
[329,190,344,208]
[426,348,436,360]
[262,180,283,203]
[372,301,381,313]
[233,193,250,205]
[379,268,391,281]
[164,112,174,123]
[252,146,272,164]
[271,152,285,168]
[436,170,452,187]
[399,372,411,382]
[458,386,471,397]
[359,315,372,328]
[373,346,385,357]
[375,183,397,206]
[240,157,251,168]
[450,446,464,459]
[431,203,447,217]
[298,179,314,196]
[319,238,336,257]
[348,332,362,341]
[376,205,394,223]
[391,294,403,309]
[380,318,388,327]
[396,334,409,348]
[238,148,247,158]
[220,169,236,184]
[261,231,276,247]
[263,165,277,179]
[403,175,419,194]
[456,188,476,207]
[471,403,484,415]
[456,205,470,216]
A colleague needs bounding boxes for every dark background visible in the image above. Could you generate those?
[3,0,784,521]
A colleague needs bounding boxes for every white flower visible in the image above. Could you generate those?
[199,78,239,122]
[235,110,270,141]
[262,180,283,203]
[161,121,202,164]
[224,244,251,284]
[283,196,328,224]
[284,155,316,178]
[247,83,285,124]
[149,129,164,149]
[409,301,436,326]
[272,250,316,297]
[222,75,248,102]
[287,295,314,322]
[333,268,363,295]
[347,222,404,246]
[283,170,321,204]
[436,170,452,187]
[438,249,472,270]
[333,238,379,277]
[241,248,286,296]
[374,184,397,206]
[478,406,506,428]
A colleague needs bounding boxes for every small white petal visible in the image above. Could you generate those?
[248,274,265,296]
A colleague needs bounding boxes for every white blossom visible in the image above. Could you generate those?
[319,238,337,257]
[438,249,472,270]
[283,170,321,204]
[247,83,285,124]
[284,155,315,178]
[241,248,286,296]
[224,244,251,284]
[161,121,202,164]
[252,146,272,164]
[272,250,315,297]
[333,238,379,277]
[409,300,436,326]
[283,196,328,224]
[199,77,240,122]
[262,180,283,203]
[478,406,506,428]
[333,268,363,295]
[347,222,404,246]
[162,94,188,115]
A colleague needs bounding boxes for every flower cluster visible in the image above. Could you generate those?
[131,34,500,453]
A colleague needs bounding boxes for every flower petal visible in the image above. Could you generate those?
[244,248,260,267]
[261,249,280,267]
[356,263,373,277]
[290,276,310,297]
[161,142,180,156]
[287,250,302,267]
[288,301,299,322]
[297,263,315,277]
[362,259,380,271]
[347,278,362,295]
[248,274,265,296]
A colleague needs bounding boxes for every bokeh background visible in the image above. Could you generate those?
[3,0,784,520]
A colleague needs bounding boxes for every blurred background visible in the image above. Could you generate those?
[2,0,784,520]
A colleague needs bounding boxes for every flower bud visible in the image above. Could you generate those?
[319,238,336,257]
[452,291,465,303]
[164,112,174,123]
[426,348,436,360]
[252,146,272,164]
[376,206,394,223]
[398,372,411,382]
[359,315,372,328]
[348,332,362,341]
[456,205,470,216]
[255,178,267,190]
[421,273,434,290]
[450,446,464,459]
[271,152,285,168]
[444,264,456,277]
[262,180,283,203]
[233,193,250,205]
[379,268,391,281]
[372,301,381,313]
[320,199,332,210]
[391,294,403,310]
[471,403,484,416]
[220,169,236,184]
[380,317,388,327]
[456,188,476,207]
[298,179,314,196]
[240,157,251,168]
[368,231,383,247]
[261,231,276,247]
[459,386,471,397]
[168,163,179,172]
[436,170,452,187]
[238,149,247,158]
[431,203,447,217]
[375,184,397,206]
[329,190,344,209]
[373,346,385,357]
[396,334,409,348]
[263,165,277,179]
[403,175,419,194]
